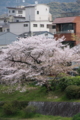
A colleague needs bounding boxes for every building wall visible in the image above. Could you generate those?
[72,16,80,44]
[10,22,30,35]
[13,18,25,22]
[31,21,51,32]
[8,9,25,17]
[25,4,50,21]
[10,21,52,35]
[0,20,4,24]
[25,7,35,21]
[54,33,74,41]
[2,27,9,32]
[35,4,50,21]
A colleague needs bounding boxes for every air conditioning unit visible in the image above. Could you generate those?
[70,30,74,33]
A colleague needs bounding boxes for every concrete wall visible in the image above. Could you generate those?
[25,4,50,21]
[8,9,25,17]
[10,22,30,35]
[31,21,52,32]
[29,102,80,117]
[35,5,50,21]
[10,21,52,35]
[25,7,35,21]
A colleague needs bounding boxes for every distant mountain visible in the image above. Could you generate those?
[48,2,80,19]
[0,0,78,19]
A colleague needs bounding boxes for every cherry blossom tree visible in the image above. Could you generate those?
[0,36,79,85]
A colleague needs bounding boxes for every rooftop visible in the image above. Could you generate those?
[19,31,54,38]
[53,16,77,24]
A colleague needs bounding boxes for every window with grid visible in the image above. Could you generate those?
[40,24,44,27]
[33,24,37,27]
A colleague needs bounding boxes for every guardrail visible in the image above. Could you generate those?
[55,30,74,34]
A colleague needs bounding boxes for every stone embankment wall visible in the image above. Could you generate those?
[29,102,80,117]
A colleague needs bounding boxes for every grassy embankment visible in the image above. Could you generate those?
[0,83,79,102]
[1,74,80,120]
[0,83,73,120]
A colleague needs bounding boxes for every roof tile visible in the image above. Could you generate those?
[53,17,76,24]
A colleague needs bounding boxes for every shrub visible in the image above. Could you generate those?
[72,113,80,120]
[23,105,37,118]
[11,100,28,109]
[50,78,59,91]
[2,100,28,116]
[2,102,17,115]
[65,85,80,99]
[0,101,5,106]
[57,76,80,91]
[58,77,69,91]
[71,76,80,86]
[19,101,28,108]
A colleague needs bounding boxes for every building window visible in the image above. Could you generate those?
[12,10,15,13]
[18,10,23,14]
[37,11,39,14]
[0,28,2,32]
[24,24,28,27]
[16,20,19,22]
[59,23,74,31]
[7,29,9,32]
[19,15,22,17]
[47,25,49,28]
[40,24,44,27]
[52,25,56,29]
[33,24,37,27]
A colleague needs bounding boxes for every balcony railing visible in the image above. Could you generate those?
[55,30,74,34]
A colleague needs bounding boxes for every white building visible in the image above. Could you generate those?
[25,4,52,21]
[7,3,52,21]
[10,21,52,35]
[7,2,53,35]
[7,6,25,17]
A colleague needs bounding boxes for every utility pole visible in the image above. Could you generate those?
[29,15,31,36]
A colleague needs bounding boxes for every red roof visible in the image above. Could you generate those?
[53,17,76,24]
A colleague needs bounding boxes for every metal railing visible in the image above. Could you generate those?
[55,30,74,34]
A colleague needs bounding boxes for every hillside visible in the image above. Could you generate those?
[0,0,77,17]
[48,2,80,19]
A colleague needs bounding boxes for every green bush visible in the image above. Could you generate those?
[70,76,80,86]
[11,100,28,109]
[0,102,5,106]
[2,102,17,115]
[19,101,28,108]
[23,105,37,118]
[55,76,80,91]
[50,79,59,91]
[2,100,28,116]
[65,85,80,99]
[58,77,69,91]
[72,113,80,120]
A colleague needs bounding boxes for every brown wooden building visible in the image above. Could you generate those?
[53,16,80,46]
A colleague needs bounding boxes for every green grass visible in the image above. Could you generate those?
[24,114,72,120]
[0,114,72,120]
[0,85,65,102]
[0,84,74,120]
[0,84,80,102]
